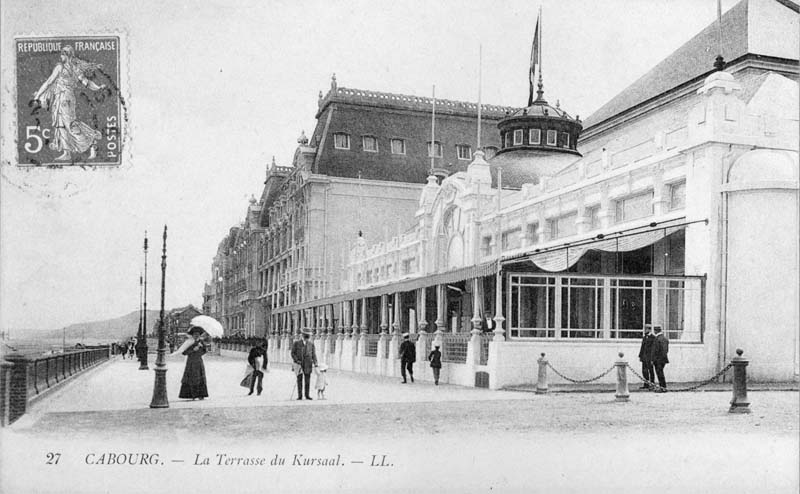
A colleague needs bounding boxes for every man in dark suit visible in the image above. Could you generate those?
[399,333,416,384]
[247,339,268,396]
[291,330,317,400]
[638,325,656,389]
[650,326,669,392]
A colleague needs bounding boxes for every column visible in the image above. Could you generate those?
[417,287,428,333]
[492,270,506,341]
[360,298,368,333]
[470,277,483,334]
[435,284,446,335]
[380,294,389,334]
[392,292,401,334]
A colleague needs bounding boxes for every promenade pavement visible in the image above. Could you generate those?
[1,354,797,494]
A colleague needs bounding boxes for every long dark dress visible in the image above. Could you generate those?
[179,341,208,399]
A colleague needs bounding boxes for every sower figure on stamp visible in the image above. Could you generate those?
[650,326,670,392]
[291,330,317,400]
[399,333,415,384]
[638,324,656,389]
[32,45,106,161]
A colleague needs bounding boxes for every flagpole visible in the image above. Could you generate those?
[430,85,436,172]
[714,0,725,71]
[537,4,544,100]
[477,45,482,151]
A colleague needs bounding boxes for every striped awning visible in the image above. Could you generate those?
[502,217,702,272]
[273,260,498,314]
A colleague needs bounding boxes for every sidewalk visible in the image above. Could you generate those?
[20,353,531,417]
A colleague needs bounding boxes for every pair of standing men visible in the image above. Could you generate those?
[291,331,317,400]
[638,325,669,391]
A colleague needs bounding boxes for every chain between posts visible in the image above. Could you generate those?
[546,362,616,384]
[626,362,734,392]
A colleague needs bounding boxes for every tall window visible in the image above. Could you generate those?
[504,133,512,148]
[586,205,601,230]
[509,275,556,338]
[561,278,604,338]
[427,141,442,158]
[513,129,523,145]
[669,181,686,210]
[456,144,472,160]
[548,212,577,239]
[362,135,378,152]
[502,228,521,251]
[333,133,350,150]
[546,130,557,146]
[615,190,654,223]
[526,222,539,244]
[480,235,492,257]
[391,138,406,155]
[560,132,570,148]
[529,129,541,145]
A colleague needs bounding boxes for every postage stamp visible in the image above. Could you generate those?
[14,35,124,167]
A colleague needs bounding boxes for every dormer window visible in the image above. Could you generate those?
[456,144,472,160]
[362,135,378,152]
[513,129,523,145]
[390,138,406,155]
[334,133,350,150]
[427,141,442,158]
[546,130,557,146]
[529,129,541,145]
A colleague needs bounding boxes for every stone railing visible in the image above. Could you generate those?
[1,346,111,426]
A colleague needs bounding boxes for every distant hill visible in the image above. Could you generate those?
[40,310,162,343]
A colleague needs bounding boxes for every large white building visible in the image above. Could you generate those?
[261,0,798,388]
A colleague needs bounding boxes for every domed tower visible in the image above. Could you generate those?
[491,16,583,187]
[496,82,582,158]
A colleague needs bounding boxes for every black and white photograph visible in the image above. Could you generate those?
[1,1,798,492]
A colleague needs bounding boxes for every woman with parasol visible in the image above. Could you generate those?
[175,326,209,400]
[173,316,223,400]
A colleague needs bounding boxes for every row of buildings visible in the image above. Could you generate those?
[205,0,798,387]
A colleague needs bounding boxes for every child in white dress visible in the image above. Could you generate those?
[314,364,328,400]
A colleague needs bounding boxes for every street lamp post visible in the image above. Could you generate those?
[150,225,169,408]
[138,232,150,369]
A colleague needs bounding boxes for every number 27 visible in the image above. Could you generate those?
[46,452,61,465]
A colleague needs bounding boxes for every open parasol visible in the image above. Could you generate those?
[189,315,224,338]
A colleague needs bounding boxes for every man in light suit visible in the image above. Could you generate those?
[291,330,317,400]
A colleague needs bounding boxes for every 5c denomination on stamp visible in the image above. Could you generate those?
[15,35,124,167]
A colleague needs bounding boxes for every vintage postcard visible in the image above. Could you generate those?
[0,1,798,493]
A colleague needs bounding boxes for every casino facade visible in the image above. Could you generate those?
[208,0,799,387]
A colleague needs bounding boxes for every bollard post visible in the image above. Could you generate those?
[615,352,630,402]
[729,348,751,414]
[536,353,548,394]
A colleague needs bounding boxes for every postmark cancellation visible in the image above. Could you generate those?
[14,35,126,167]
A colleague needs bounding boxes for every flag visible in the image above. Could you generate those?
[528,12,540,105]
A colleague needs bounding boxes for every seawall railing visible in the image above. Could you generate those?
[1,346,111,426]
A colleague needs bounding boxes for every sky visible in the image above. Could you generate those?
[0,0,741,331]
